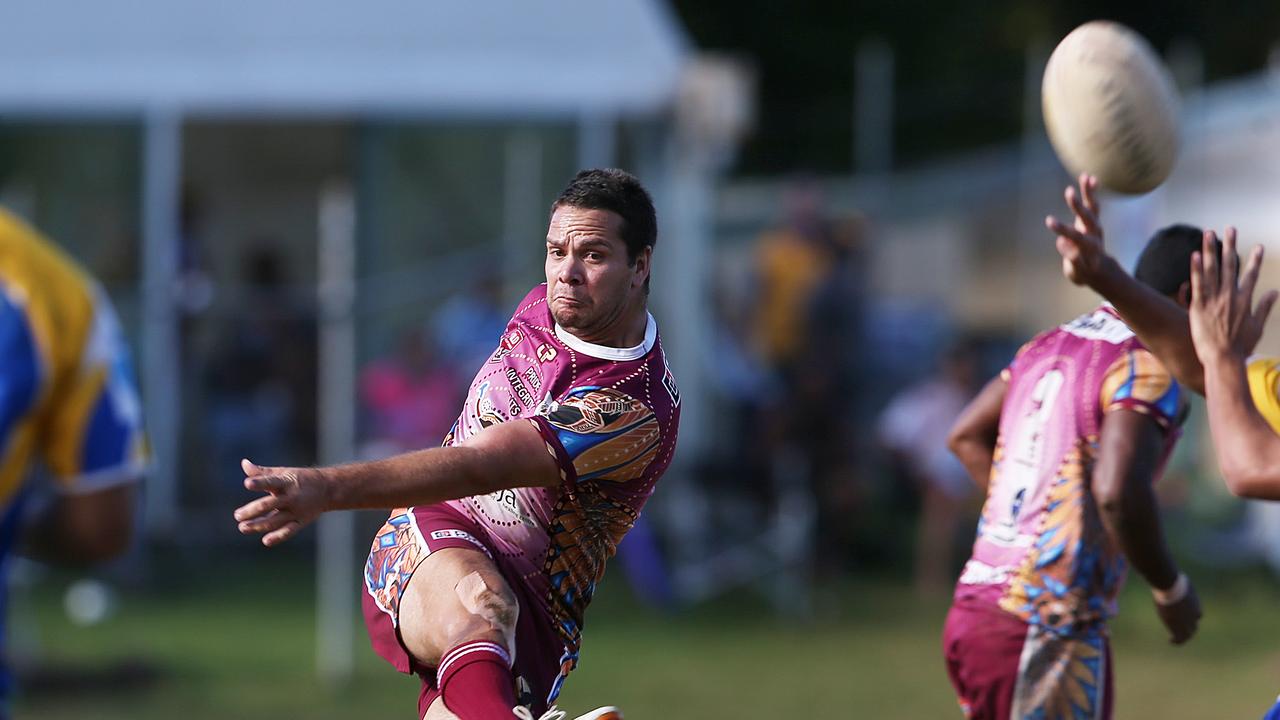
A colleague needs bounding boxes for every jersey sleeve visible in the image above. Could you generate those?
[529,387,663,491]
[1246,356,1280,435]
[40,292,147,494]
[1098,348,1185,432]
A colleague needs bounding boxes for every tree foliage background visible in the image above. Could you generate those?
[671,1,1280,174]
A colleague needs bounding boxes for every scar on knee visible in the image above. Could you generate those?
[455,571,517,635]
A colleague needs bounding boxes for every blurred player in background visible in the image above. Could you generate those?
[235,169,679,720]
[942,202,1204,719]
[0,208,147,716]
[1048,173,1280,719]
[878,339,980,597]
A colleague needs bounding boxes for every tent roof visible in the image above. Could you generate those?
[0,0,689,117]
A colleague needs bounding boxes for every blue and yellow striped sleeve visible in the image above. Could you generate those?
[0,209,146,496]
[39,286,147,494]
[1099,349,1185,432]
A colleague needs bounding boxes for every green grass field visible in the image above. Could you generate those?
[12,550,1280,719]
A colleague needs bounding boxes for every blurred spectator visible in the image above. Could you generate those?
[805,214,869,395]
[878,339,980,597]
[749,181,879,574]
[433,272,509,384]
[703,278,778,503]
[359,326,462,457]
[205,246,315,492]
[176,185,214,317]
[751,178,833,372]
[795,213,871,571]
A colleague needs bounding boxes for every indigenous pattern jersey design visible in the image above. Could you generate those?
[1011,624,1109,720]
[365,285,680,696]
[0,209,146,698]
[955,306,1184,638]
[364,511,430,622]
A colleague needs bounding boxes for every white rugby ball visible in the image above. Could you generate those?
[1042,21,1181,194]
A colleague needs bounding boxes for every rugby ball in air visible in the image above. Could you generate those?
[1042,20,1181,194]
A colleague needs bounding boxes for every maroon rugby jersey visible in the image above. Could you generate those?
[367,284,680,690]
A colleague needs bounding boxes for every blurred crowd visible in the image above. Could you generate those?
[192,255,508,484]
[691,178,999,600]
[182,177,1000,604]
[174,189,507,515]
[137,169,1280,618]
[356,277,508,459]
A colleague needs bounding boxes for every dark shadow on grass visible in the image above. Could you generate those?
[16,657,163,699]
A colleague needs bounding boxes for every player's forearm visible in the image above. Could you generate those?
[321,446,501,511]
[946,376,1006,492]
[1097,481,1179,592]
[1090,258,1205,395]
[1203,358,1280,499]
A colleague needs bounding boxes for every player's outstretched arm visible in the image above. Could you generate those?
[1190,230,1280,499]
[1094,408,1200,645]
[234,419,561,546]
[1046,173,1206,395]
[946,375,1007,492]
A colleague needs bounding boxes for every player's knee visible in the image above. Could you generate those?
[398,562,521,665]
[451,571,519,646]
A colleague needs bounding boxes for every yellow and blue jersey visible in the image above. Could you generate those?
[0,207,146,497]
[1247,357,1280,435]
[0,208,145,698]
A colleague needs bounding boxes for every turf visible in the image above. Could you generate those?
[13,551,1280,719]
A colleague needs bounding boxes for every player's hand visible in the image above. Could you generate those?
[1189,227,1279,365]
[1045,173,1108,287]
[1153,580,1201,645]
[234,459,332,547]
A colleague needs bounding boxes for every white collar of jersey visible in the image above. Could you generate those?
[554,313,657,361]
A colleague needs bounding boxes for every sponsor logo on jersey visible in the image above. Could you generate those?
[429,529,491,556]
[536,343,558,363]
[1061,309,1135,344]
[660,347,680,406]
[490,329,525,363]
[484,489,538,527]
[489,489,519,514]
[506,367,535,408]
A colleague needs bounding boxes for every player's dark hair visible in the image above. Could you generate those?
[1134,224,1220,298]
[552,168,657,288]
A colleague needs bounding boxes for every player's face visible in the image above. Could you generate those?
[545,205,648,340]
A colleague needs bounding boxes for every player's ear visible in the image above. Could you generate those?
[632,246,652,290]
[1176,280,1192,309]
